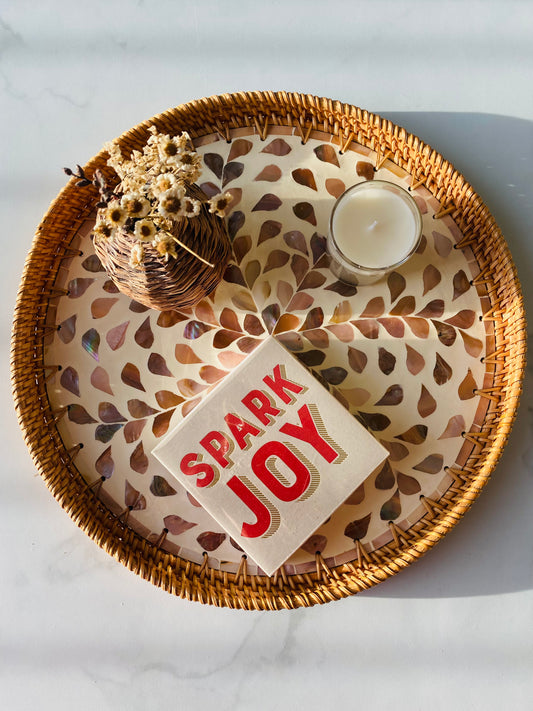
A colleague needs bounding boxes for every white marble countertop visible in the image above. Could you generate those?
[2,2,533,709]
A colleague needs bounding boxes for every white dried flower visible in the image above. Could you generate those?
[92,220,116,240]
[153,233,177,260]
[106,201,128,227]
[121,192,150,218]
[208,192,233,218]
[151,171,178,197]
[157,187,186,219]
[182,197,201,218]
[134,218,157,242]
[129,242,144,268]
[157,134,188,165]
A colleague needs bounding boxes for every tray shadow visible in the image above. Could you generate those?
[363,112,533,598]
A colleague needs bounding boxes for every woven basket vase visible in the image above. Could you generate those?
[94,183,231,310]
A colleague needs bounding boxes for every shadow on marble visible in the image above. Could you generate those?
[365,113,533,598]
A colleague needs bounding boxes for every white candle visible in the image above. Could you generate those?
[328,181,422,285]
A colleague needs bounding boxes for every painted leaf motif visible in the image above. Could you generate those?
[405,317,430,338]
[95,446,114,479]
[433,353,453,385]
[458,369,477,400]
[121,362,145,391]
[134,317,154,349]
[237,336,261,353]
[344,513,372,541]
[203,152,223,178]
[283,230,308,254]
[413,454,444,474]
[252,193,282,212]
[378,347,396,375]
[58,315,76,344]
[261,138,291,156]
[416,234,427,254]
[433,231,453,257]
[195,300,218,325]
[387,272,406,302]
[222,161,244,187]
[423,264,442,295]
[261,303,281,333]
[358,411,391,432]
[395,424,428,444]
[219,307,242,332]
[174,344,201,365]
[348,347,368,373]
[150,475,177,497]
[258,219,282,245]
[184,321,213,339]
[287,292,314,312]
[156,310,188,328]
[325,178,346,198]
[130,442,148,474]
[155,391,184,409]
[264,249,290,272]
[327,323,354,342]
[413,195,428,214]
[300,307,324,331]
[232,234,252,263]
[310,233,327,263]
[213,329,241,348]
[164,514,197,535]
[228,211,245,240]
[390,296,415,316]
[453,269,470,300]
[60,366,79,396]
[406,345,425,375]
[177,379,208,397]
[232,289,257,313]
[125,480,146,510]
[275,280,293,309]
[68,404,96,424]
[445,310,476,329]
[127,399,159,418]
[95,424,122,443]
[255,164,282,182]
[416,299,444,318]
[353,320,379,339]
[199,181,220,198]
[325,280,357,297]
[418,385,437,417]
[375,459,395,489]
[273,313,301,334]
[303,329,329,349]
[152,409,175,437]
[98,402,127,423]
[320,367,347,385]
[91,298,118,319]
[129,300,150,313]
[277,332,304,351]
[103,280,120,294]
[224,264,247,287]
[460,330,483,357]
[296,350,326,367]
[299,271,326,291]
[344,483,365,505]
[106,322,128,351]
[225,186,242,209]
[292,168,317,190]
[81,255,104,272]
[91,366,113,396]
[432,320,457,346]
[314,144,339,167]
[375,384,403,406]
[228,138,253,161]
[148,353,173,377]
[360,296,385,318]
[218,351,247,368]
[377,318,405,338]
[380,440,409,461]
[186,492,202,507]
[356,161,375,180]
[68,278,94,298]
[338,388,370,406]
[300,534,327,554]
[293,202,317,225]
[82,328,100,360]
[439,414,466,439]
[243,313,265,335]
[199,365,228,384]
[330,300,352,323]
[123,419,146,443]
[196,531,226,551]
[290,254,310,284]
[397,472,421,495]
[380,489,401,521]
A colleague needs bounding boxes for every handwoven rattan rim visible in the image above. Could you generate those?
[11,91,526,610]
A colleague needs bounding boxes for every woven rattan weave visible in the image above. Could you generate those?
[11,92,526,609]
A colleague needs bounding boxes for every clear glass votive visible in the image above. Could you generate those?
[327,180,423,285]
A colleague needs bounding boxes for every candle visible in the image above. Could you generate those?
[327,181,422,285]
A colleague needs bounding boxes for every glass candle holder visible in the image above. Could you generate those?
[327,181,423,285]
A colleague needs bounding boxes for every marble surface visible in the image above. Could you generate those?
[2,2,533,709]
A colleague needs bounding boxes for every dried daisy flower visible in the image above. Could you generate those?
[92,220,116,240]
[208,192,233,218]
[157,187,186,219]
[153,233,178,261]
[121,192,150,218]
[151,171,178,197]
[134,218,157,242]
[182,196,201,218]
[106,201,128,227]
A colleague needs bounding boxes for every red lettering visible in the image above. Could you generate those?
[224,412,262,450]
[263,364,304,404]
[180,452,218,488]
[226,475,273,538]
[241,389,281,425]
[251,441,310,502]
[279,404,340,463]
[199,431,233,468]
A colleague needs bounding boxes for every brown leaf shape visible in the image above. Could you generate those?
[387,272,406,302]
[199,365,228,384]
[397,472,421,495]
[258,219,282,245]
[232,234,252,264]
[103,280,119,293]
[264,249,290,272]
[406,345,425,375]
[95,446,114,479]
[255,164,282,182]
[292,168,317,191]
[287,292,314,312]
[356,161,375,180]
[325,178,346,198]
[348,347,368,373]
[344,482,365,505]
[432,320,457,346]
[390,296,415,316]
[296,349,326,367]
[273,313,300,334]
[125,480,146,510]
[299,271,326,291]
[127,399,159,418]
[261,138,291,156]
[380,440,409,461]
[331,300,352,323]
[375,384,403,406]
[378,347,396,375]
[439,414,466,439]
[232,289,257,313]
[224,264,247,287]
[177,379,208,398]
[314,144,339,167]
[380,489,401,521]
[82,254,104,272]
[460,330,483,357]
[243,313,265,335]
[360,296,385,318]
[458,369,477,401]
[395,424,428,444]
[405,317,430,338]
[130,442,148,474]
[277,332,304,351]
[375,460,395,489]
[252,193,282,212]
[283,230,308,254]
[228,138,253,161]
[150,475,177,497]
[416,234,427,255]
[320,367,347,385]
[152,409,176,437]
[300,307,324,331]
[106,322,128,351]
[423,264,442,295]
[98,402,127,423]
[183,321,214,339]
[433,353,453,385]
[91,366,113,396]
[340,387,370,407]
[60,366,79,396]
[68,404,97,424]
[156,310,188,328]
[228,210,245,240]
[218,351,247,368]
[134,317,154,349]
[453,269,471,300]
[213,329,241,348]
[219,307,242,332]
[123,419,146,443]
[276,281,293,308]
[445,310,476,329]
[417,385,437,417]
[352,319,379,339]
[310,233,327,263]
[203,152,223,178]
[358,411,391,432]
[433,230,453,257]
[196,531,226,551]
[377,318,405,338]
[195,300,218,325]
[68,277,94,298]
[226,187,242,209]
[290,253,310,284]
[121,362,145,391]
[155,391,185,409]
[148,352,173,377]
[300,534,327,554]
[91,298,118,319]
[58,315,76,344]
[164,514,197,535]
[174,344,201,365]
[95,424,122,443]
[261,303,281,333]
[344,513,372,541]
[413,195,428,214]
[416,299,445,319]
[413,454,444,474]
[129,299,150,312]
[303,329,329,349]
[237,336,261,354]
[82,328,100,360]
[222,161,244,187]
[293,202,317,225]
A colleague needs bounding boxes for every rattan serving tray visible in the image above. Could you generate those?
[12,92,526,610]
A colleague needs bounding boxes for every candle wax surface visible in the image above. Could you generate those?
[332,189,417,269]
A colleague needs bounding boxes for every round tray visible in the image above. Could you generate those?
[12,92,526,610]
